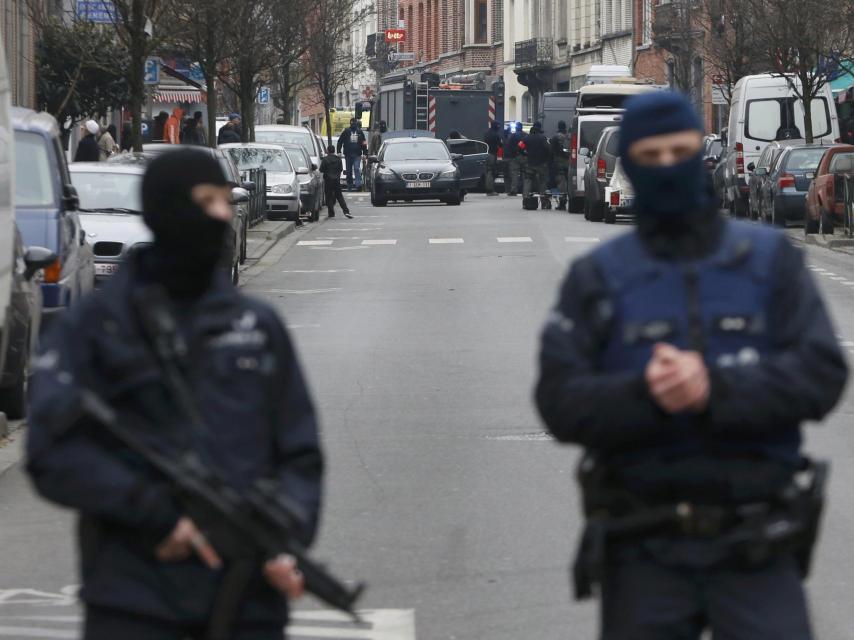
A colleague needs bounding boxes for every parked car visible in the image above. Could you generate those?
[0,48,55,418]
[222,143,301,223]
[713,133,730,209]
[746,142,784,220]
[280,144,323,222]
[569,110,624,212]
[758,145,831,227]
[723,74,839,218]
[444,138,490,192]
[582,126,620,221]
[368,137,462,206]
[96,145,247,283]
[604,157,635,225]
[13,107,95,330]
[255,124,323,176]
[69,163,152,286]
[702,135,723,170]
[805,145,854,234]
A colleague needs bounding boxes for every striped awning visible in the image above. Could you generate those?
[153,89,206,103]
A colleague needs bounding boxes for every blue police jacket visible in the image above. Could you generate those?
[26,254,324,624]
[536,218,847,493]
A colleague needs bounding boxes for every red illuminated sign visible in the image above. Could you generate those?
[385,29,406,43]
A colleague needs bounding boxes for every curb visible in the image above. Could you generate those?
[0,412,6,440]
[0,421,23,479]
[244,220,297,264]
[802,233,854,254]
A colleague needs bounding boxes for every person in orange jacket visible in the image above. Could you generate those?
[164,107,184,144]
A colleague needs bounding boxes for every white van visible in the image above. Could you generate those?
[724,74,839,217]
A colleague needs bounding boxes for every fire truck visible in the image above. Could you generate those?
[357,71,505,141]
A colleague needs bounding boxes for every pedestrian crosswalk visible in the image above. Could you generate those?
[297,236,600,247]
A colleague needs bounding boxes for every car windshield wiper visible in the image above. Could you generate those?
[79,207,142,214]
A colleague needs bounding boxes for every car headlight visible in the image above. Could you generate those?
[271,184,294,194]
[440,166,458,177]
[299,182,311,193]
[378,166,394,177]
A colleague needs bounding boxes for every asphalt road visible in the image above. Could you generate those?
[0,193,853,639]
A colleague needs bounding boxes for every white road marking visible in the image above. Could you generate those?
[0,627,76,638]
[265,288,342,294]
[429,238,464,244]
[309,246,371,251]
[840,341,854,348]
[829,276,848,281]
[362,239,397,245]
[486,432,553,442]
[297,240,334,246]
[287,324,322,329]
[497,236,533,243]
[282,269,356,273]
[564,236,601,243]
[328,228,381,231]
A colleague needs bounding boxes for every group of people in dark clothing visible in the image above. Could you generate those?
[484,120,572,210]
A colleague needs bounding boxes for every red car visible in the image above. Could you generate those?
[804,144,854,234]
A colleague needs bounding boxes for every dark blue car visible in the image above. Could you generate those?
[13,108,94,329]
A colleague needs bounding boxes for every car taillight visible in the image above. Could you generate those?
[610,191,620,206]
[735,142,745,175]
[597,158,606,179]
[43,258,61,284]
[778,173,795,189]
[570,132,578,162]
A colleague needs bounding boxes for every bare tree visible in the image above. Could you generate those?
[171,0,235,146]
[652,0,702,105]
[269,0,313,125]
[303,0,373,148]
[746,0,854,142]
[218,0,277,142]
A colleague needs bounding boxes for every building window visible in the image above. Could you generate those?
[642,0,652,44]
[475,0,488,43]
[522,92,532,122]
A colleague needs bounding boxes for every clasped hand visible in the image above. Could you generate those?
[644,343,710,414]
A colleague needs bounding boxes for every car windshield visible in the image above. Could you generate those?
[71,172,143,212]
[580,121,613,154]
[383,142,449,161]
[229,148,293,173]
[829,152,854,173]
[255,130,314,158]
[15,131,56,207]
[284,149,310,171]
[785,148,828,171]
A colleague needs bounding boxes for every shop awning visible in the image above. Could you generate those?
[153,88,206,103]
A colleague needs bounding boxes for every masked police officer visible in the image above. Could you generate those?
[519,121,551,210]
[550,121,571,211]
[535,92,847,640]
[26,148,323,639]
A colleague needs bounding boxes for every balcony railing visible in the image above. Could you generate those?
[653,1,699,49]
[514,38,553,70]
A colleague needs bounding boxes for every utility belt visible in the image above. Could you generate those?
[572,454,828,600]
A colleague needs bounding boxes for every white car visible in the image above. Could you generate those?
[221,143,301,221]
[604,157,635,224]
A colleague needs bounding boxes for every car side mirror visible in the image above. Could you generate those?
[451,153,464,162]
[747,162,756,172]
[754,167,768,176]
[24,246,57,280]
[231,186,250,204]
[296,167,310,175]
[368,155,378,163]
[242,181,256,192]
[806,172,816,180]
[62,184,79,211]
[311,163,318,171]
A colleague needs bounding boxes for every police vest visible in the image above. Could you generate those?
[590,220,801,463]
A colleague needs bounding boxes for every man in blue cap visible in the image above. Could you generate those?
[536,91,847,639]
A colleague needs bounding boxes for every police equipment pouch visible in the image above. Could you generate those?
[571,454,828,600]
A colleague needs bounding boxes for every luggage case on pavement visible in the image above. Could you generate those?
[523,196,539,210]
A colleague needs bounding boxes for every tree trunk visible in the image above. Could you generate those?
[129,0,146,152]
[280,63,292,125]
[325,104,333,150]
[204,66,218,147]
[801,75,815,144]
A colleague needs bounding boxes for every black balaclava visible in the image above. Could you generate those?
[140,148,230,298]
[618,91,720,259]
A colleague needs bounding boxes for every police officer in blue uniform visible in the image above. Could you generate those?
[26,149,323,639]
[535,92,848,640]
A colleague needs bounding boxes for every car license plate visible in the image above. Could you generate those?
[406,181,430,188]
[95,263,119,276]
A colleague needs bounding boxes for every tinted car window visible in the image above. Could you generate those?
[71,172,143,211]
[605,131,620,155]
[784,148,827,171]
[256,131,315,159]
[383,142,450,161]
[746,98,831,142]
[580,121,613,152]
[15,131,56,207]
[447,139,487,155]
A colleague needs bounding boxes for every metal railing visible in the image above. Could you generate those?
[514,38,553,70]
[241,167,268,227]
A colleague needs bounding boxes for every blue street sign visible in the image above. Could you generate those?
[76,0,116,24]
[258,87,270,105]
[144,58,160,85]
[188,62,205,83]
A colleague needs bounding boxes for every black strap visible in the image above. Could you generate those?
[206,560,257,640]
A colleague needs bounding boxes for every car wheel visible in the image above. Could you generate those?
[820,207,835,235]
[446,192,462,206]
[371,190,387,207]
[312,192,321,222]
[240,221,248,264]
[804,209,820,235]
[0,332,28,420]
